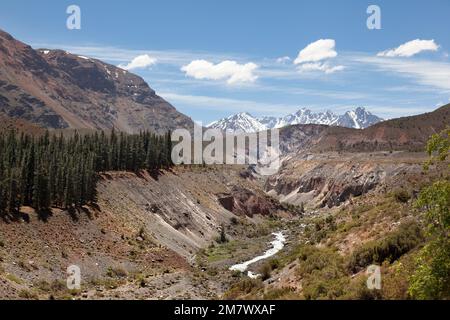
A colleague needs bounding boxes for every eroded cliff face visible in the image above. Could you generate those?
[265,152,426,209]
[96,167,280,259]
[0,166,283,300]
[217,186,282,217]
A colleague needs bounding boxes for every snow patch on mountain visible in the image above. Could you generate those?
[208,107,383,133]
[207,112,268,133]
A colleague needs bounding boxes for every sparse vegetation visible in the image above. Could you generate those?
[106,266,128,278]
[393,188,411,203]
[223,278,263,299]
[230,216,239,225]
[5,273,23,284]
[347,221,423,273]
[18,289,38,300]
[259,263,272,281]
[216,224,228,244]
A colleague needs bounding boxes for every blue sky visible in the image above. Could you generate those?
[1,0,450,124]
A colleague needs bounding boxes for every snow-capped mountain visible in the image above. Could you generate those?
[337,107,384,129]
[268,108,340,128]
[208,107,383,133]
[207,112,268,133]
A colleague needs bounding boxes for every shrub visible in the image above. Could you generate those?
[347,221,424,273]
[6,273,23,284]
[223,278,263,299]
[248,224,270,238]
[409,178,450,299]
[230,217,239,225]
[231,270,242,278]
[296,245,343,276]
[269,259,280,270]
[260,263,272,281]
[347,276,383,300]
[18,289,38,300]
[294,245,349,300]
[216,224,228,244]
[34,279,66,294]
[409,239,450,299]
[263,287,296,300]
[106,266,128,278]
[393,188,411,203]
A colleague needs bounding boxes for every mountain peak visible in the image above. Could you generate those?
[236,112,253,117]
[209,107,383,133]
[209,111,267,133]
[0,28,193,133]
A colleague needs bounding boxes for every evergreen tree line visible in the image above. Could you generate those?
[0,129,172,216]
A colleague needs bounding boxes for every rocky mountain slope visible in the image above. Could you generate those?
[277,104,450,153]
[263,104,450,210]
[266,151,427,209]
[0,29,193,133]
[0,166,285,299]
[208,107,383,133]
[0,113,45,135]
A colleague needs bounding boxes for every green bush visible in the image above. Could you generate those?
[263,287,296,300]
[269,259,280,270]
[294,245,349,300]
[260,264,271,281]
[347,221,424,273]
[393,188,411,203]
[216,224,228,244]
[224,278,263,299]
[106,266,128,278]
[18,289,38,300]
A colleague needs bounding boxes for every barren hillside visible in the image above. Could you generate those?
[0,166,286,299]
[0,29,193,133]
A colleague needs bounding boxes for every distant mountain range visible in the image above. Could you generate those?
[276,104,450,153]
[208,107,384,133]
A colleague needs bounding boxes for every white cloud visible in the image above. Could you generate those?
[276,56,291,64]
[294,39,338,64]
[119,54,157,70]
[377,39,439,57]
[357,55,450,91]
[293,39,344,74]
[181,60,258,85]
[297,62,345,74]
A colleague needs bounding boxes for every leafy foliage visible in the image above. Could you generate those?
[295,245,349,300]
[424,127,450,170]
[409,128,450,299]
[347,221,423,273]
[408,238,450,299]
[393,188,411,203]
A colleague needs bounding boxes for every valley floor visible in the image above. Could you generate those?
[0,151,444,300]
[0,165,287,299]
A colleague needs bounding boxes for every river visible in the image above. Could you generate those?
[229,232,286,278]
